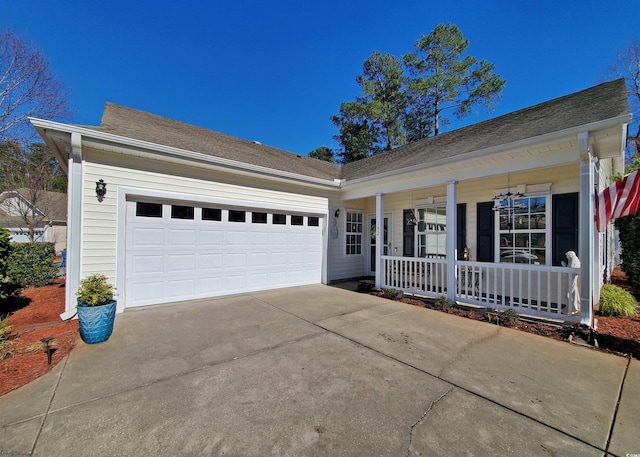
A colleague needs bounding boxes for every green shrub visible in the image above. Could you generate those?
[616,211,640,289]
[77,274,115,306]
[498,308,520,326]
[7,242,57,288]
[432,295,455,310]
[0,227,16,299]
[357,280,375,292]
[0,316,14,359]
[382,288,404,300]
[598,284,638,317]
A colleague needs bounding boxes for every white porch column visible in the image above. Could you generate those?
[60,132,84,320]
[446,181,458,300]
[578,132,594,327]
[375,193,384,289]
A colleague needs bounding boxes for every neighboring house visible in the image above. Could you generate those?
[0,189,68,253]
[31,79,631,327]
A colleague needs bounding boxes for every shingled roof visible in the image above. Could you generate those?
[78,79,629,184]
[341,79,630,180]
[82,103,342,181]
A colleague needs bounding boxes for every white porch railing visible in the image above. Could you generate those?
[381,256,581,322]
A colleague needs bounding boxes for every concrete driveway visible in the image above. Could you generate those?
[1,284,638,456]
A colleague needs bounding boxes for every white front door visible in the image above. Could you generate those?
[367,213,392,275]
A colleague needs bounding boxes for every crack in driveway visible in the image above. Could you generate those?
[406,386,454,457]
[437,325,501,378]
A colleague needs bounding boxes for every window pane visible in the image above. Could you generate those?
[202,208,221,221]
[171,205,194,220]
[228,210,246,222]
[531,233,545,248]
[308,216,319,226]
[252,212,267,224]
[291,215,303,226]
[273,214,286,224]
[136,202,162,218]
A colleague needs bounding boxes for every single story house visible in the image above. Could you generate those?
[31,79,631,326]
[0,189,68,253]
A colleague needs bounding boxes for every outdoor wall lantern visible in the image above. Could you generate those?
[406,210,418,227]
[334,208,341,218]
[95,179,107,202]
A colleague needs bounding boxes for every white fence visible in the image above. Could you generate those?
[381,256,581,322]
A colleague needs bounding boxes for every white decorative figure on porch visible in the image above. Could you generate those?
[562,251,581,314]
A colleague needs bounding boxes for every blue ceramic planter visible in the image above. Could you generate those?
[77,299,117,344]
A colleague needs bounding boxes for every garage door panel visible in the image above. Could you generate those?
[224,273,247,292]
[249,231,269,245]
[199,253,223,269]
[199,229,224,246]
[248,252,269,267]
[132,227,164,246]
[129,280,165,304]
[226,252,246,268]
[131,254,165,274]
[168,228,197,245]
[226,231,247,245]
[126,201,323,308]
[167,278,196,299]
[168,254,197,273]
[198,277,223,294]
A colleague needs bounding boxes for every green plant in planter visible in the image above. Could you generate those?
[76,274,114,306]
[76,274,117,344]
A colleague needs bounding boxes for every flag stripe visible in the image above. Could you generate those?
[596,170,640,232]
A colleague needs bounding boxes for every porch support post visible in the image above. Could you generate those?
[60,132,84,320]
[375,193,384,289]
[446,181,458,301]
[578,132,594,327]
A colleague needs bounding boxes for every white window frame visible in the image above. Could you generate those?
[495,192,551,265]
[344,210,363,256]
[416,204,447,258]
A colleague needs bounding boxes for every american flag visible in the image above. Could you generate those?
[595,170,640,232]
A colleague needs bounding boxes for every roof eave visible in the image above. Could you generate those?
[342,113,632,188]
[29,118,341,190]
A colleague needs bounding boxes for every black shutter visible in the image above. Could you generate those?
[403,209,415,256]
[457,203,467,260]
[477,202,495,262]
[552,192,579,266]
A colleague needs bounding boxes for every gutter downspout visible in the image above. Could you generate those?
[60,132,83,320]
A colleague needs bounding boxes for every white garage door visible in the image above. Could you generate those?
[125,200,323,307]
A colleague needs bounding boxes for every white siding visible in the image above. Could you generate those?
[81,149,332,284]
[326,196,368,281]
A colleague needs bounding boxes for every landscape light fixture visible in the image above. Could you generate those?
[95,179,107,202]
[41,336,53,365]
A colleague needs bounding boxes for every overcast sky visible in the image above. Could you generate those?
[2,0,637,155]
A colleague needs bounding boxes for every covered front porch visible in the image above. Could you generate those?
[338,133,607,326]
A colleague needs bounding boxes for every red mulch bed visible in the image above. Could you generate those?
[374,268,640,359]
[0,279,78,397]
